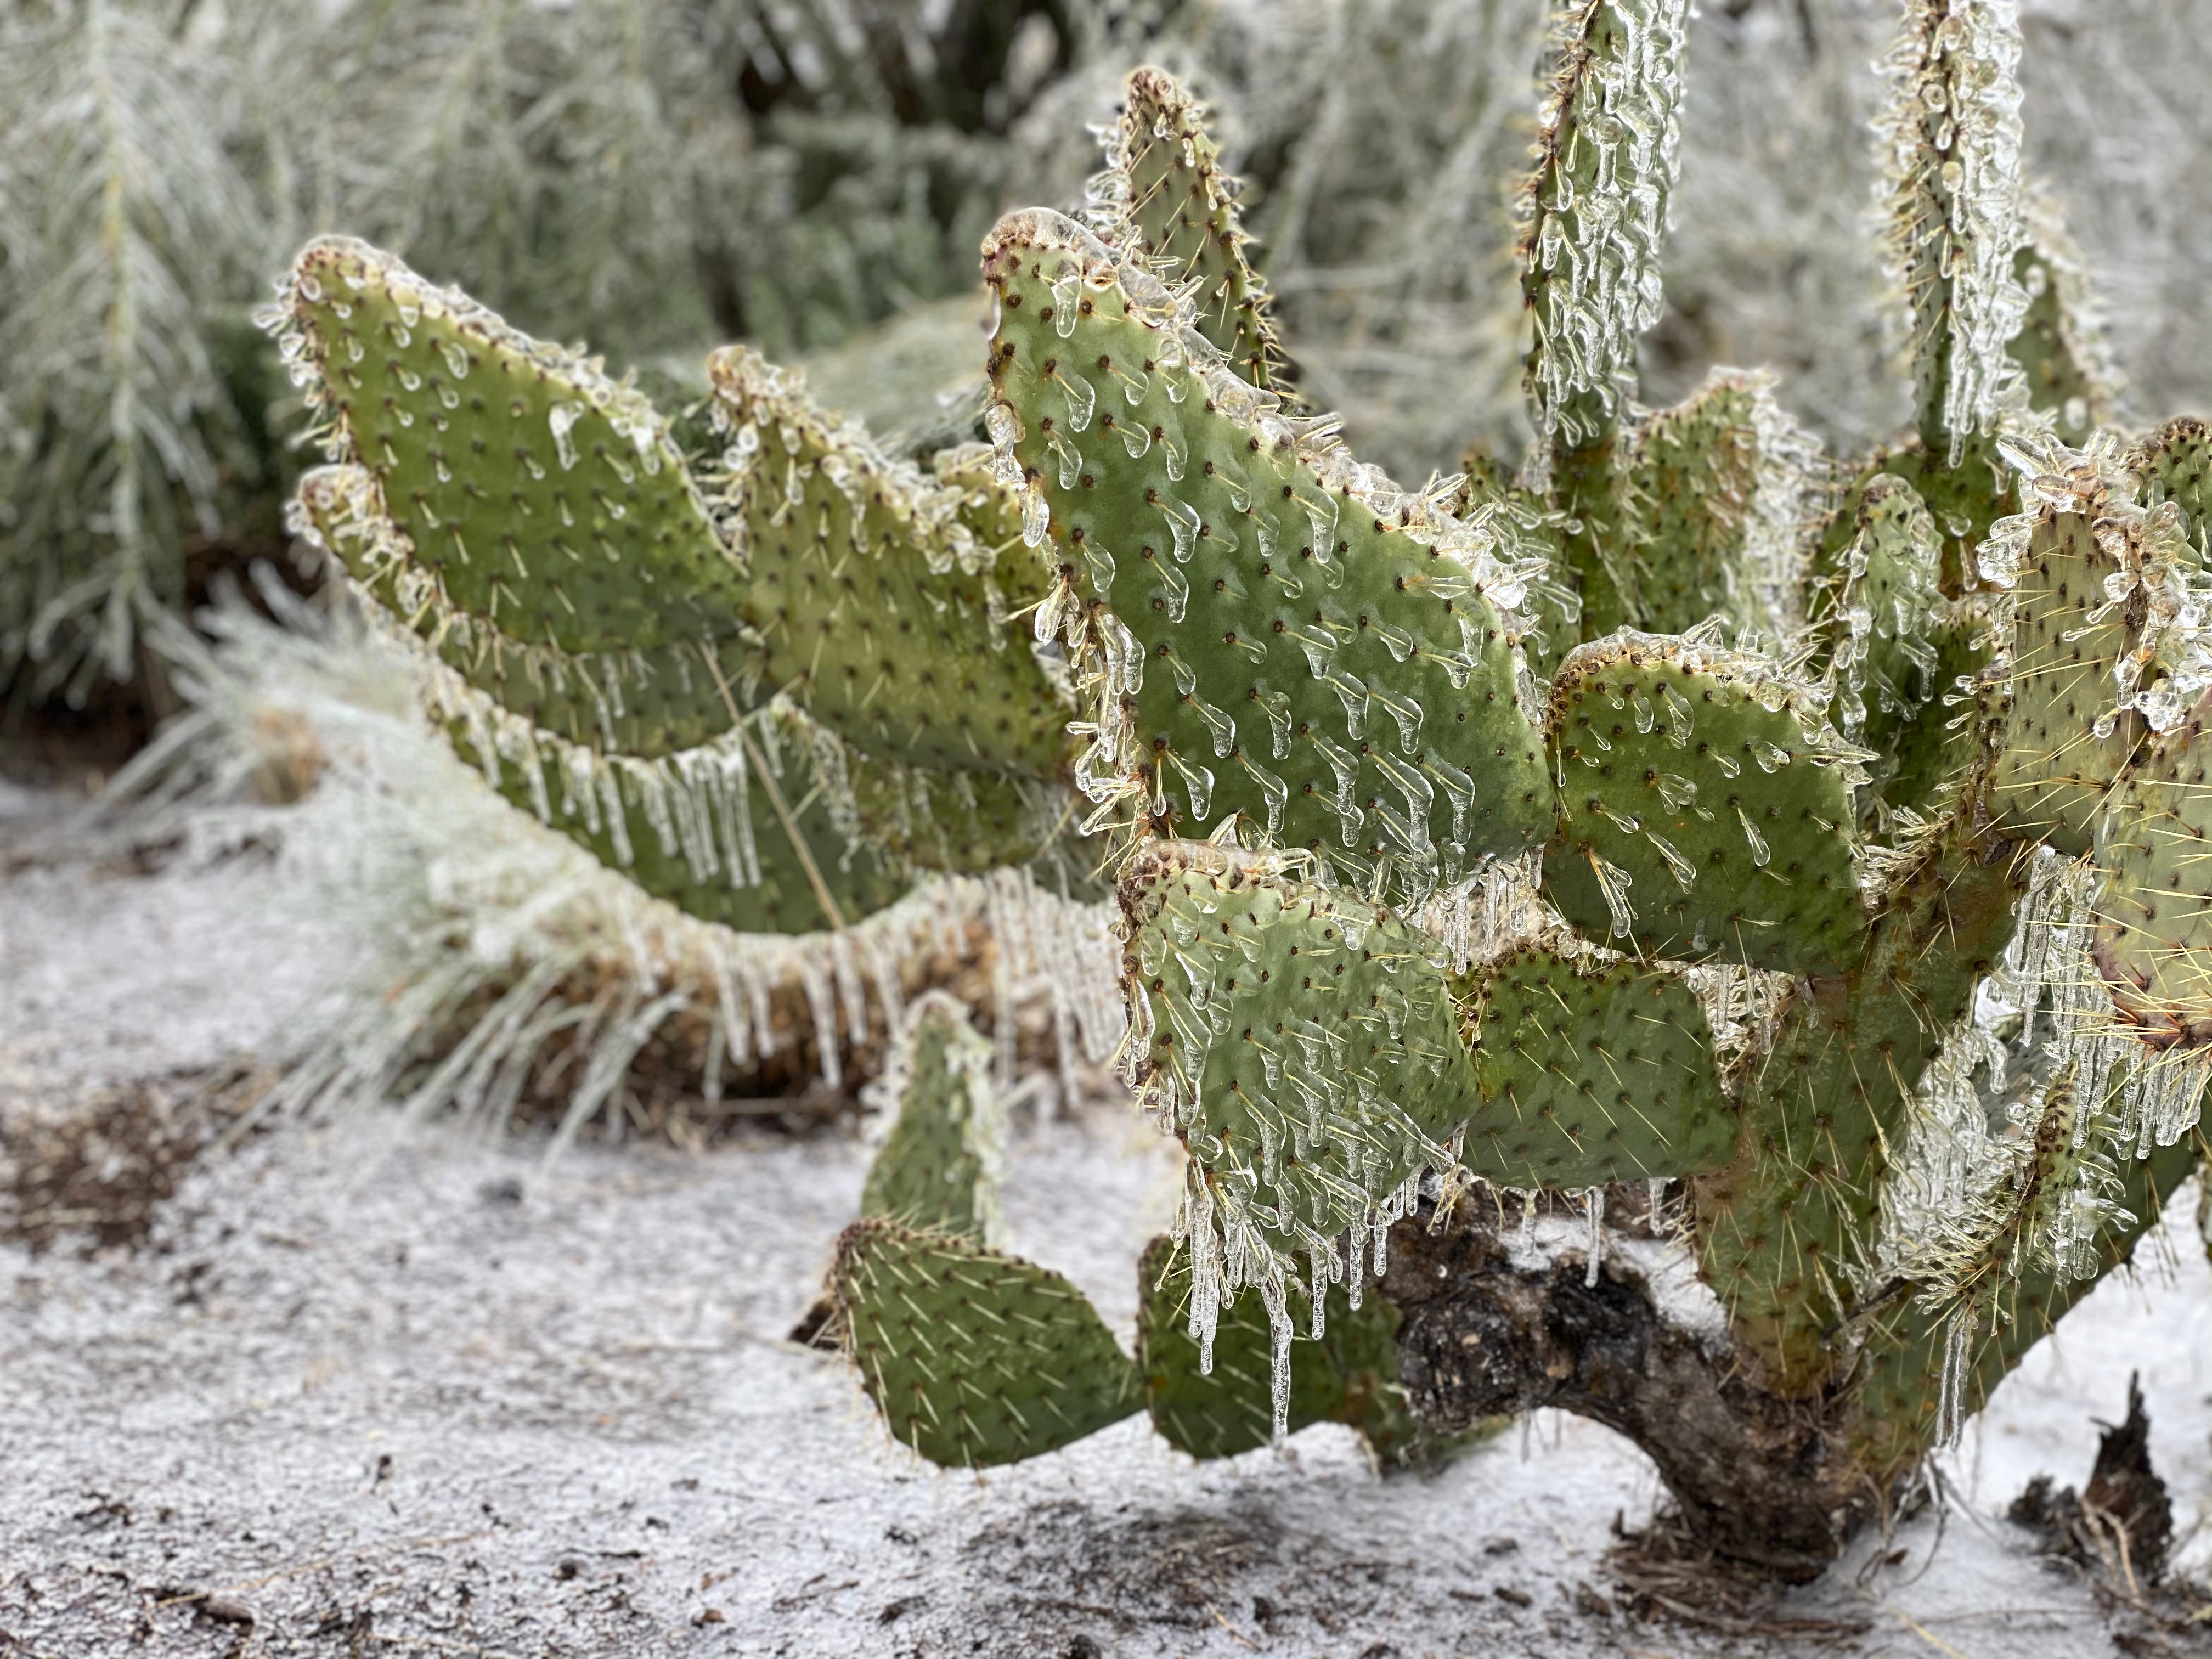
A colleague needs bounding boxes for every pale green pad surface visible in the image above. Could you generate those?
[985,219,1552,880]
[1113,68,1280,390]
[1986,507,2142,855]
[1624,377,1771,639]
[2094,707,2212,1046]
[709,347,1070,779]
[1135,1234,1420,1465]
[1460,945,1736,1187]
[297,466,743,759]
[1695,831,2019,1391]
[2137,417,2212,562]
[832,1218,1142,1468]
[1122,849,1471,1250]
[1545,635,1863,978]
[860,1001,1000,1240]
[283,238,746,656]
[2008,238,2102,445]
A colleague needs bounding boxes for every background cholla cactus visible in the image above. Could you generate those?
[72,0,2212,1587]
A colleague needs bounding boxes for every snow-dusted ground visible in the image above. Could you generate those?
[6,787,2212,1657]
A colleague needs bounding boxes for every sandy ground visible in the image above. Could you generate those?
[6,786,2212,1658]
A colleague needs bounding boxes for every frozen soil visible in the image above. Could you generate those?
[6,790,2212,1657]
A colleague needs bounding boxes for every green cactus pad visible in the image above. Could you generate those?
[1815,435,2013,600]
[1135,1234,1422,1465]
[860,996,1004,1242]
[1120,845,1471,1255]
[2006,200,2115,446]
[1459,945,1736,1187]
[1831,475,1947,759]
[439,686,911,934]
[1695,822,2023,1392]
[1983,505,2146,854]
[1544,632,1867,978]
[296,466,746,758]
[274,238,747,656]
[1518,0,1691,450]
[1622,371,1805,640]
[2092,706,2212,1047]
[1872,603,1994,822]
[983,210,1554,891]
[707,346,1072,780]
[831,1218,1142,1468]
[2136,417,2212,562]
[1852,1119,2197,1481]
[1100,67,1283,390]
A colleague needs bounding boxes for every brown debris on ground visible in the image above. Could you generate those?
[1,1059,275,1254]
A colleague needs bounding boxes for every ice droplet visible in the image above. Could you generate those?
[1021,486,1050,549]
[439,340,471,380]
[1252,687,1293,759]
[1736,806,1771,867]
[548,404,583,471]
[1057,369,1097,432]
[1153,557,1189,622]
[1159,494,1200,562]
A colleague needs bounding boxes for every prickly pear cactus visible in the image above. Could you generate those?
[273,2,2212,1578]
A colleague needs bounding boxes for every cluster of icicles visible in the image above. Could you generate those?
[1118,846,1458,1444]
[1522,0,1692,442]
[1875,0,2031,459]
[1976,427,2212,738]
[1877,849,2212,1447]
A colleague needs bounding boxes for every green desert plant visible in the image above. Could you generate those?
[266,0,2212,1578]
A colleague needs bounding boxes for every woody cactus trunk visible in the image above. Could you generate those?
[266,1,2212,1580]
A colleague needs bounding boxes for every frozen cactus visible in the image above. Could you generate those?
[273,12,2212,1580]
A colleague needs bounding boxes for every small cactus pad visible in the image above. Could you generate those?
[2093,713,2212,1047]
[2006,199,2115,446]
[2135,417,2212,562]
[1459,946,1736,1187]
[1544,632,1866,977]
[1831,475,1946,761]
[1853,1132,2197,1480]
[1099,67,1282,390]
[1518,0,1692,447]
[860,995,1005,1242]
[1874,602,1992,821]
[984,210,1554,888]
[275,238,747,655]
[1816,436,2013,601]
[1120,845,1472,1253]
[708,347,1072,779]
[296,465,743,758]
[1135,1234,1421,1464]
[1696,823,2022,1391]
[1622,371,1798,640]
[831,1218,1142,1467]
[1984,505,2146,854]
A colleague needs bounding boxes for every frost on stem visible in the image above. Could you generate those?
[1518,0,1693,445]
[1876,0,2031,460]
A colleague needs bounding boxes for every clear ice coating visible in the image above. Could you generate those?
[1875,0,2030,455]
[1522,0,1694,439]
